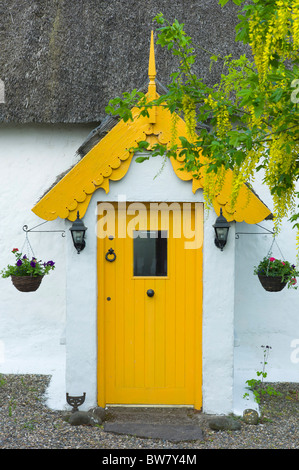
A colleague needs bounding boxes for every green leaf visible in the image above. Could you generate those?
[135,156,149,163]
[254,102,264,119]
[228,130,243,147]
[136,141,150,150]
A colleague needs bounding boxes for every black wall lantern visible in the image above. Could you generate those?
[213,208,230,251]
[70,211,87,254]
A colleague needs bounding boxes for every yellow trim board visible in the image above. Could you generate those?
[32,103,271,223]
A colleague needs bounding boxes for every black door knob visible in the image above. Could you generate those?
[147,289,155,297]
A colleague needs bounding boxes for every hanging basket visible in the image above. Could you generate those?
[258,274,287,292]
[11,275,44,292]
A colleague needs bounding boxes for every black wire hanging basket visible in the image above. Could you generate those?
[255,234,298,292]
[1,224,57,293]
[10,275,44,292]
[257,274,287,292]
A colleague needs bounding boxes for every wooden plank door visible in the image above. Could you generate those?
[97,202,203,409]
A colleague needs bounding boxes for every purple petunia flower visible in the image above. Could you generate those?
[46,261,55,266]
[16,259,22,266]
[30,261,36,268]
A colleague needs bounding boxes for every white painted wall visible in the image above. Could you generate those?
[0,124,93,408]
[234,171,299,386]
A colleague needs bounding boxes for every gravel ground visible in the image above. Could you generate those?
[0,374,297,450]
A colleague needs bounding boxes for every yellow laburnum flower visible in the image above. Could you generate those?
[170,112,179,148]
[182,95,196,143]
[265,133,297,233]
[296,230,299,265]
[292,2,299,49]
[216,106,232,138]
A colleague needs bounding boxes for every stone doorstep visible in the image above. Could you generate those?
[103,422,204,442]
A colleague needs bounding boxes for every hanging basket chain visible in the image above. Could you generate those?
[21,231,36,260]
[266,232,285,276]
[274,237,285,260]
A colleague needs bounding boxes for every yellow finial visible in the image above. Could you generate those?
[148,30,156,82]
[148,31,157,123]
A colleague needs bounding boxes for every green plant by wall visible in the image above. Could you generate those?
[243,345,281,406]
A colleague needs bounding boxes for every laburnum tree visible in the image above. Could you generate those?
[106,0,299,240]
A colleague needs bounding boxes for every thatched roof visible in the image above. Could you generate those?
[0,0,249,124]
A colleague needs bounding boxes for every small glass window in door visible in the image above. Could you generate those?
[133,230,167,276]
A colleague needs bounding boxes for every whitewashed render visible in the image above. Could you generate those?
[0,124,93,406]
[0,124,298,415]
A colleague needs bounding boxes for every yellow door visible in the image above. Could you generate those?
[97,202,203,409]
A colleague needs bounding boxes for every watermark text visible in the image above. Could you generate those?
[96,198,203,249]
